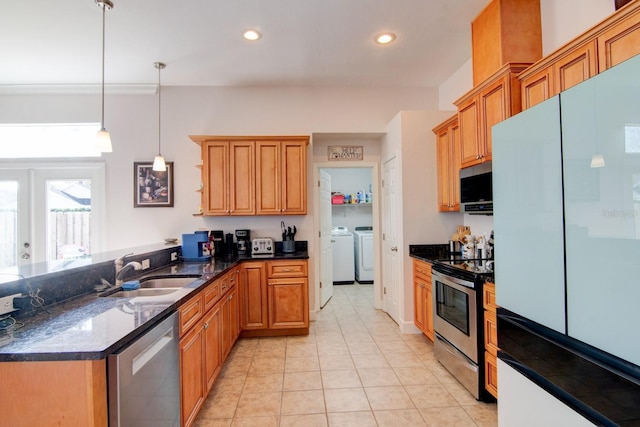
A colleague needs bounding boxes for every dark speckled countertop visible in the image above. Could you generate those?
[0,251,308,362]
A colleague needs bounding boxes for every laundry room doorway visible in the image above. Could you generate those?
[314,162,382,311]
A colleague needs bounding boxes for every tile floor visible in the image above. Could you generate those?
[194,282,498,427]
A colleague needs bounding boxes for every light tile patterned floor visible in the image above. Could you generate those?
[195,283,498,427]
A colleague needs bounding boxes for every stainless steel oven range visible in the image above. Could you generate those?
[432,260,492,401]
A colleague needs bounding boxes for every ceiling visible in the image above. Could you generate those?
[0,0,489,89]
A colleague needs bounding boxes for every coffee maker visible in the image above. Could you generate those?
[235,229,251,255]
[211,230,225,258]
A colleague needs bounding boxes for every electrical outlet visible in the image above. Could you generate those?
[0,293,21,315]
[171,252,178,261]
[141,259,150,269]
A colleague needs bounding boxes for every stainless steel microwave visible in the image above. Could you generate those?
[460,162,492,215]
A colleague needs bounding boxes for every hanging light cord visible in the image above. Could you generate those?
[157,63,162,154]
[100,2,107,129]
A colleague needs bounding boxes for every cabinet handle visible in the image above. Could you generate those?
[283,268,291,272]
[203,322,209,329]
[229,295,233,300]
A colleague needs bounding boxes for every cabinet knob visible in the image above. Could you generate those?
[268,282,272,286]
[203,322,209,329]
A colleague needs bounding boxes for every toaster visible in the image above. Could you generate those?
[251,237,275,257]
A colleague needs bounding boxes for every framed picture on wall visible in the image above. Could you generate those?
[134,162,174,207]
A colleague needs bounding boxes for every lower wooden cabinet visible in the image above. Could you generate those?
[179,269,239,427]
[483,281,499,399]
[240,259,309,336]
[413,259,434,341]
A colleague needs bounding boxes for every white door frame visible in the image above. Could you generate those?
[312,161,382,313]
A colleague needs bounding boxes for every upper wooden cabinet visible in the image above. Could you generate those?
[256,139,308,215]
[519,1,640,110]
[471,0,542,85]
[433,115,460,212]
[455,63,529,169]
[190,135,309,216]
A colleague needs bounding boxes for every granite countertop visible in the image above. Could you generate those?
[0,251,308,362]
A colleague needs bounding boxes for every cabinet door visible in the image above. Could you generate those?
[256,141,281,215]
[229,140,255,215]
[202,141,229,215]
[413,277,426,332]
[479,75,509,164]
[425,281,433,342]
[436,128,453,211]
[281,140,307,215]
[203,304,222,393]
[521,66,553,110]
[229,285,240,343]
[597,9,640,71]
[180,325,205,427]
[458,97,481,168]
[241,262,268,330]
[449,121,461,209]
[554,41,597,93]
[268,277,309,329]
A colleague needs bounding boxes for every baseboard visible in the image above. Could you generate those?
[400,320,422,334]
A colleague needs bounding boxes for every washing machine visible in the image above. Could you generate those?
[354,226,374,283]
[331,226,355,284]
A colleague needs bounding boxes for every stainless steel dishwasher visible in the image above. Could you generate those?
[108,312,180,427]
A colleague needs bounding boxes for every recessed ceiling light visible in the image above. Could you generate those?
[375,32,396,44]
[243,30,262,41]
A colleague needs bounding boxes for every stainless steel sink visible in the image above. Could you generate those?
[139,276,200,288]
[102,288,182,298]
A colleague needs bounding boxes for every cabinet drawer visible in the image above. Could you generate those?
[413,259,432,280]
[179,293,204,336]
[485,351,498,399]
[203,280,220,312]
[484,309,499,356]
[266,260,308,278]
[483,282,497,311]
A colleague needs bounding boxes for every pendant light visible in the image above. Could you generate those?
[95,0,113,153]
[152,62,167,171]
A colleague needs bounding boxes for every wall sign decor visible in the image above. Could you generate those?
[134,161,174,207]
[328,145,364,161]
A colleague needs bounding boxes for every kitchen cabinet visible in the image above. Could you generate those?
[240,259,309,337]
[483,281,498,399]
[519,1,640,111]
[412,259,433,342]
[179,270,239,427]
[196,139,255,216]
[455,63,528,169]
[256,139,308,215]
[0,359,107,427]
[433,115,460,211]
[471,0,542,86]
[190,135,308,216]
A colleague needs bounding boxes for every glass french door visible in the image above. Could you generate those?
[0,163,104,271]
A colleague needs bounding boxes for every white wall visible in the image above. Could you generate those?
[324,167,373,233]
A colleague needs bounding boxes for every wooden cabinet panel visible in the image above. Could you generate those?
[241,262,268,330]
[267,260,308,278]
[179,293,204,336]
[281,140,307,214]
[458,97,480,168]
[203,279,220,312]
[598,8,640,71]
[256,139,308,215]
[412,259,433,341]
[521,66,553,110]
[202,142,229,215]
[268,277,309,329]
[180,323,206,427]
[229,141,256,215]
[256,140,281,215]
[203,304,222,393]
[434,115,460,212]
[485,351,499,399]
[0,360,107,427]
[483,282,498,311]
[484,309,499,355]
[221,284,239,358]
[479,76,509,163]
[555,41,597,93]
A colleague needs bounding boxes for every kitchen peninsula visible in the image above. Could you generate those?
[0,243,309,427]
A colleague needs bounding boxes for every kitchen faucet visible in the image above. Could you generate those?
[114,253,143,287]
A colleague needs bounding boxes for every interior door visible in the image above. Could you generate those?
[382,157,400,323]
[319,169,334,307]
[0,170,31,270]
